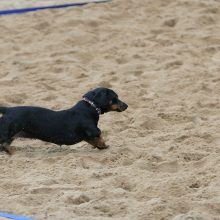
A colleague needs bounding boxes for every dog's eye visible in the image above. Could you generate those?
[111,98,118,104]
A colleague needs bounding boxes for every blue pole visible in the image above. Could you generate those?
[0,0,112,16]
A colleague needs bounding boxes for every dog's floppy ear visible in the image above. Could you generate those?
[83,90,96,100]
[94,88,108,99]
[84,88,108,101]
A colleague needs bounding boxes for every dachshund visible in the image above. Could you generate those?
[0,87,128,154]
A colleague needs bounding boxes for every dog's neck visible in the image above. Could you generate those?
[82,97,102,115]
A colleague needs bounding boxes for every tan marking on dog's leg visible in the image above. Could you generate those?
[85,135,109,149]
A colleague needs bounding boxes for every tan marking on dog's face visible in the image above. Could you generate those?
[110,104,119,111]
[109,96,128,112]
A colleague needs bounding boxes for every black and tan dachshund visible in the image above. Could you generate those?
[0,87,128,154]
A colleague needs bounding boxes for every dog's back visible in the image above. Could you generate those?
[0,106,84,146]
[0,107,8,115]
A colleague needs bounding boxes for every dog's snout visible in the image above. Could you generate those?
[118,100,128,111]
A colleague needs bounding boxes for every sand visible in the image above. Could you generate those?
[0,0,220,219]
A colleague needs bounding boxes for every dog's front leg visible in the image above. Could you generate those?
[85,134,109,149]
[84,126,109,149]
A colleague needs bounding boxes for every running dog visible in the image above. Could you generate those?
[0,87,128,154]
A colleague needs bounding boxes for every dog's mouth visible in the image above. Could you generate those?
[116,101,128,112]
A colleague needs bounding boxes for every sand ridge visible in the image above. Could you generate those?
[0,0,220,219]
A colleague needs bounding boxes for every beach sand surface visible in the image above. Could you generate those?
[0,0,220,219]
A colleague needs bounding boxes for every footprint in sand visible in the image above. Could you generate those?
[134,70,144,76]
[131,39,146,48]
[163,18,178,27]
[78,156,103,169]
[111,176,135,192]
[115,56,129,65]
[158,112,193,124]
[164,60,183,70]
[180,152,208,162]
[65,194,90,205]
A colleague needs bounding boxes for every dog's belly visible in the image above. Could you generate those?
[20,130,84,146]
[44,137,83,145]
[45,134,84,146]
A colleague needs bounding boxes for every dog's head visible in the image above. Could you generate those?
[83,87,128,114]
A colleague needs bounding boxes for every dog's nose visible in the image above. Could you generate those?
[120,102,128,111]
[123,103,128,110]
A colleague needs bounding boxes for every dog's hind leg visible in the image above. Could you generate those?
[0,139,15,155]
[0,126,15,155]
[0,117,18,155]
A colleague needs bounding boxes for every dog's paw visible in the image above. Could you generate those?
[97,144,109,150]
[1,145,16,155]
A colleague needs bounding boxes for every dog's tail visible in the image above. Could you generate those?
[0,107,8,115]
